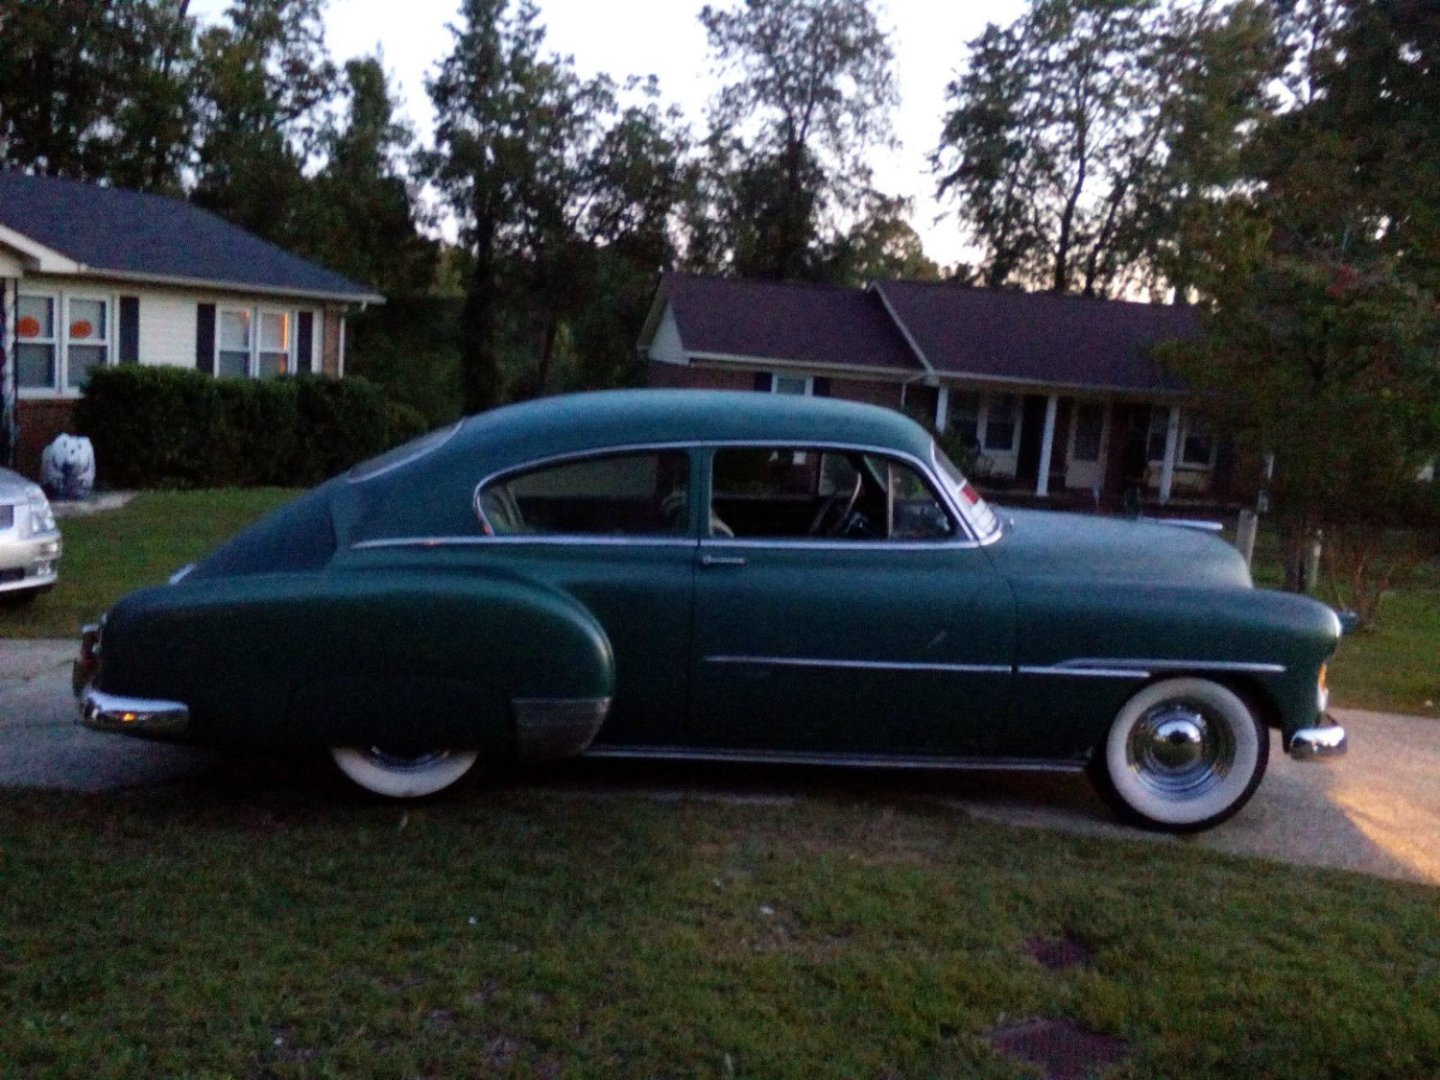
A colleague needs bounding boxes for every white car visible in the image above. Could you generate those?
[0,467,61,601]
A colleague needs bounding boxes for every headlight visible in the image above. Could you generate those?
[26,485,56,535]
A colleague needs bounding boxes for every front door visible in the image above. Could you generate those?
[1065,400,1109,492]
[689,445,1015,758]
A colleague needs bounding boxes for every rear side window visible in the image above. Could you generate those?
[478,451,691,537]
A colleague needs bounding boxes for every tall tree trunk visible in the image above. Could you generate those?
[460,215,502,414]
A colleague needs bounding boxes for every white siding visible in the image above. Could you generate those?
[0,247,24,278]
[647,304,687,365]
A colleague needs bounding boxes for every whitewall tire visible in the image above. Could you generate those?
[329,746,480,799]
[1095,677,1268,832]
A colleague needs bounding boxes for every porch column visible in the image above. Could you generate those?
[935,384,950,433]
[1035,393,1059,496]
[1158,405,1181,504]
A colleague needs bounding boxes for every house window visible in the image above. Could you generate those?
[16,292,112,393]
[15,294,57,390]
[950,391,981,448]
[218,308,252,377]
[65,296,109,388]
[772,374,812,396]
[258,311,291,376]
[215,307,300,377]
[983,393,1018,452]
[1181,414,1216,466]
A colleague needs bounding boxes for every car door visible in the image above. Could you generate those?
[475,447,698,747]
[688,445,1015,759]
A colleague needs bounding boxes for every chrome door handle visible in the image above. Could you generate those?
[699,554,747,567]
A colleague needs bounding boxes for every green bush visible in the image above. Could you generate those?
[75,366,428,489]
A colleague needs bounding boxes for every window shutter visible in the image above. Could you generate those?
[296,311,314,374]
[195,303,216,374]
[753,372,773,392]
[813,377,831,397]
[119,296,140,363]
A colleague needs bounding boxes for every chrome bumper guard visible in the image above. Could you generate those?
[79,686,190,736]
[1287,717,1347,761]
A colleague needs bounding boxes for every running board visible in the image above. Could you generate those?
[583,745,1087,774]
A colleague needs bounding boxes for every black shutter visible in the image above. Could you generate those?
[195,303,216,374]
[296,311,314,374]
[813,377,831,397]
[753,372,773,392]
[118,296,140,363]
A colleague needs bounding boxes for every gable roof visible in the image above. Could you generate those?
[0,172,382,304]
[872,280,1197,393]
[656,274,922,373]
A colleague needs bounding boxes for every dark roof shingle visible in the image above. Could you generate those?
[874,280,1197,392]
[665,274,922,373]
[0,172,379,301]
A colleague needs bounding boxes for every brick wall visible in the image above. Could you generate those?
[14,400,77,480]
[646,361,754,391]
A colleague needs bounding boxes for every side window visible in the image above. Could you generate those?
[709,447,953,541]
[479,451,690,538]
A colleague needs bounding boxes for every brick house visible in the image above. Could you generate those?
[0,172,383,476]
[640,274,1231,507]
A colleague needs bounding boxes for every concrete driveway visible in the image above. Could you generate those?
[4,638,1437,885]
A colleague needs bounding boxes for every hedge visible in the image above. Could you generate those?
[74,366,430,489]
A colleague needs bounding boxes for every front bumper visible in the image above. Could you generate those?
[0,529,61,594]
[78,685,191,736]
[1287,716,1347,761]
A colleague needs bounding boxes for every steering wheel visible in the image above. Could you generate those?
[807,473,863,537]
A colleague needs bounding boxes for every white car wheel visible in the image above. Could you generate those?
[329,746,480,799]
[1098,677,1267,832]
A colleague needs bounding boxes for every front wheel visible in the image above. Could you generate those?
[1091,677,1268,832]
[329,746,479,799]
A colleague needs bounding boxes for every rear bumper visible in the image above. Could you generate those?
[1287,716,1347,761]
[78,685,191,736]
[0,530,61,593]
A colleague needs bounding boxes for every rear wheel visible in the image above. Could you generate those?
[329,746,479,799]
[1091,677,1268,832]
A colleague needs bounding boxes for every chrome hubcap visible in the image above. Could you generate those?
[1126,702,1234,800]
[361,747,451,772]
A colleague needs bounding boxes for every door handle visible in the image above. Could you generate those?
[699,554,747,568]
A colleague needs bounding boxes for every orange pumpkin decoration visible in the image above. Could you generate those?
[16,316,41,339]
[70,320,94,339]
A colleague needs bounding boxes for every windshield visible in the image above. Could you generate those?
[932,443,1002,543]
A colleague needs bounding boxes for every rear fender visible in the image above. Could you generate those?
[100,570,615,757]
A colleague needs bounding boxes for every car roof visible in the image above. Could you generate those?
[336,390,938,545]
[451,389,935,470]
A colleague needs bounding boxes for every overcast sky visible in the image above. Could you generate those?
[191,0,1028,267]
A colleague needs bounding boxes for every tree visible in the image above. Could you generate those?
[426,0,591,412]
[819,194,942,285]
[191,0,337,246]
[301,57,436,297]
[933,0,1276,297]
[699,0,899,280]
[0,0,199,191]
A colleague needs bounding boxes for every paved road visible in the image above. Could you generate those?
[4,638,1437,885]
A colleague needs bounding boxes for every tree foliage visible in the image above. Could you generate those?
[698,0,899,281]
[933,0,1277,297]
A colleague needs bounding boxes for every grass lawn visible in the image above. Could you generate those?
[1,774,1438,1077]
[0,488,297,640]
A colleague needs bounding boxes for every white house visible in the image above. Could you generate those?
[0,171,384,475]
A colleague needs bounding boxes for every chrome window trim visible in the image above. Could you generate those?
[471,439,985,547]
[353,535,699,551]
[932,442,1003,546]
[705,655,1011,675]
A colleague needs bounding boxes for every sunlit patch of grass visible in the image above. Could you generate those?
[1,780,1437,1077]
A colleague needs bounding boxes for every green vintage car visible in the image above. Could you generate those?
[74,390,1346,830]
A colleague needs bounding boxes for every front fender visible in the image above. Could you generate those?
[98,569,615,755]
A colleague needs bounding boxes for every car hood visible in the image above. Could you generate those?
[984,508,1252,588]
[0,466,34,502]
